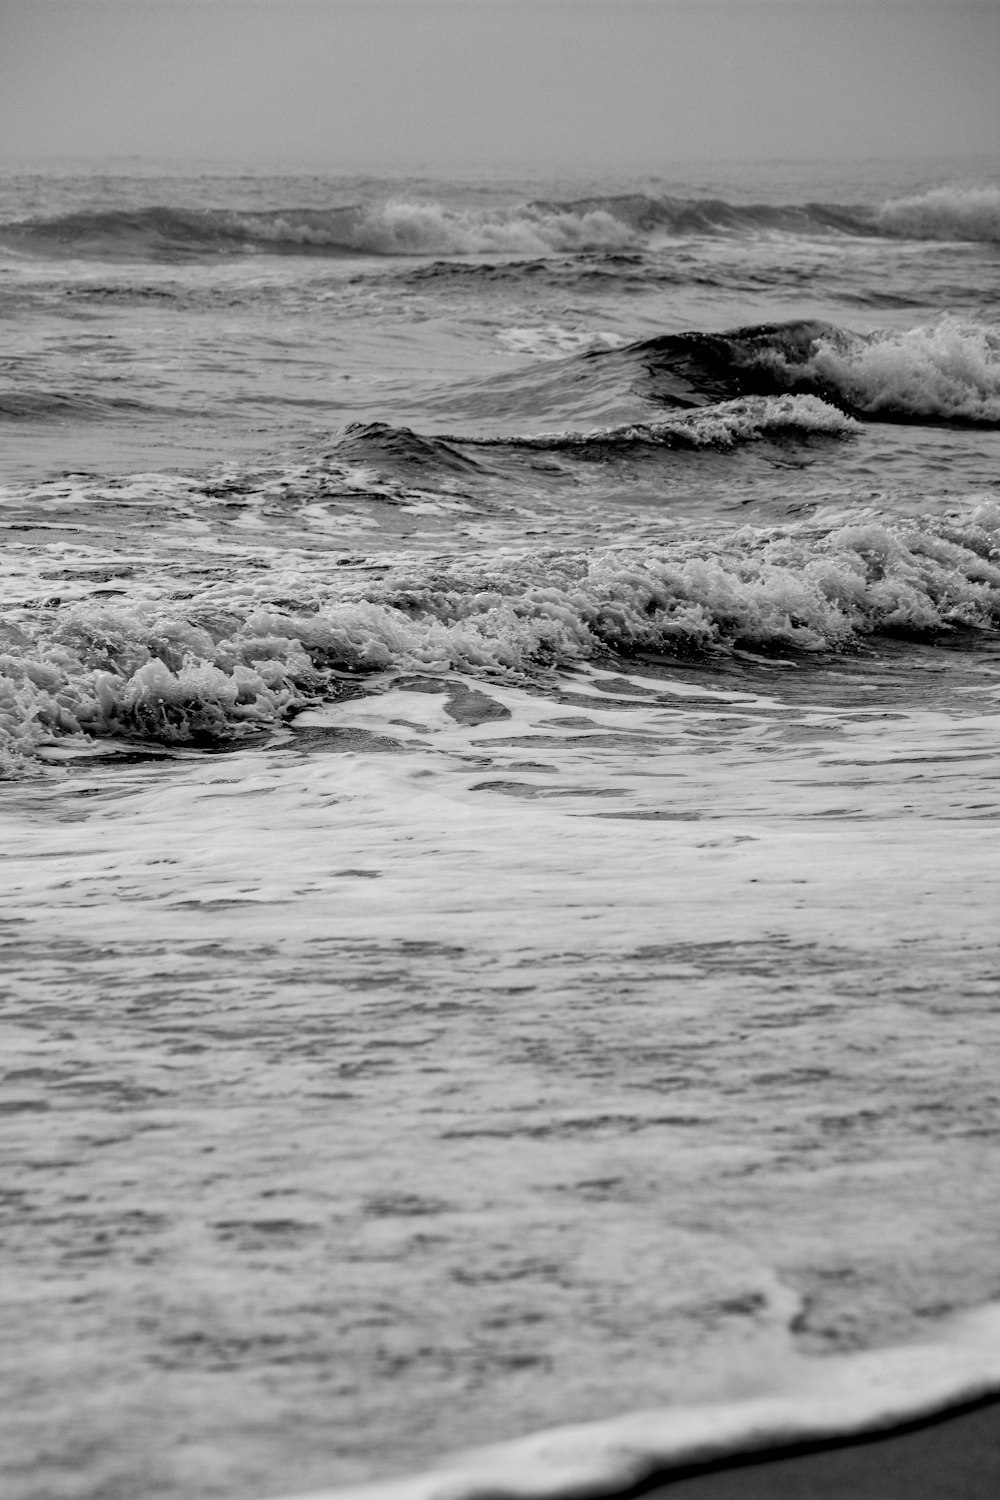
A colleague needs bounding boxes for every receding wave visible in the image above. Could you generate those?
[2,185,996,260]
[4,498,1000,772]
[625,317,1000,425]
[262,1305,1000,1500]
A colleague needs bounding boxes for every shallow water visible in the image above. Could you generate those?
[2,155,1000,1500]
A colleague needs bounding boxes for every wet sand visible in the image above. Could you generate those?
[641,1398,1000,1498]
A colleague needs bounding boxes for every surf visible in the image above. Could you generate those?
[2,184,997,263]
[4,497,1000,774]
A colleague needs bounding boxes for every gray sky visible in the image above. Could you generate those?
[1,1,997,167]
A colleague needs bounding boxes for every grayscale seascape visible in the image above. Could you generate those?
[2,7,1000,1500]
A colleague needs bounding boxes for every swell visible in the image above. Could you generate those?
[0,388,159,422]
[4,499,1000,772]
[532,185,1000,244]
[1,184,996,260]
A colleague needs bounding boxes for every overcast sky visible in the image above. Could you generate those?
[1,1,997,168]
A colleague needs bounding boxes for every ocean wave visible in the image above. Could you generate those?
[627,318,1000,425]
[787,318,1000,423]
[0,202,637,260]
[325,398,856,482]
[2,184,996,261]
[4,500,1000,773]
[444,394,859,453]
[529,192,874,238]
[535,185,1000,244]
[400,251,675,291]
[875,185,1000,243]
[0,388,157,422]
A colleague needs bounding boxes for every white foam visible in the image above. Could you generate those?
[473,394,859,449]
[240,201,638,257]
[7,659,1000,1488]
[801,318,1000,423]
[268,1304,1000,1500]
[4,499,1000,773]
[876,185,1000,243]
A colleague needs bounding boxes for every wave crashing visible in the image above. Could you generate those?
[0,202,636,260]
[4,500,1000,774]
[450,394,858,453]
[875,185,1000,243]
[2,185,997,261]
[629,318,1000,426]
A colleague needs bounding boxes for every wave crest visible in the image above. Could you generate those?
[875,185,1000,243]
[628,318,1000,425]
[0,202,637,260]
[4,502,1000,773]
[446,394,859,453]
[798,318,1000,423]
[3,183,997,261]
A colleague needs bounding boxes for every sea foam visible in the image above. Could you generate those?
[456,393,859,451]
[875,185,1000,243]
[266,1305,1000,1500]
[791,318,1000,423]
[4,502,1000,774]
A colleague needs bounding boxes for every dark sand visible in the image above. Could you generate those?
[640,1399,1000,1498]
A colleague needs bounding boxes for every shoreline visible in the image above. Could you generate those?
[264,1324,1000,1500]
[636,1395,1000,1497]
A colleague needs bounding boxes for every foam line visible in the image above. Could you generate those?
[269,1308,1000,1500]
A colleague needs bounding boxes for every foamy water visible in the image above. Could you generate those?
[3,156,1000,1500]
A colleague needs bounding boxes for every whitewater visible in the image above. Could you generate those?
[2,156,1000,1500]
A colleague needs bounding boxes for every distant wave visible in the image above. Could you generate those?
[622,317,1000,425]
[1,185,996,260]
[334,422,487,476]
[875,185,1000,243]
[0,388,157,421]
[4,497,1000,771]
[540,185,1000,245]
[0,202,635,260]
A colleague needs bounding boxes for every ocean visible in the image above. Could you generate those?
[2,155,1000,1500]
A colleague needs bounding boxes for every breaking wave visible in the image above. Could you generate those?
[625,318,1000,425]
[4,500,1000,773]
[2,184,996,261]
[875,185,1000,243]
[0,202,636,260]
[440,394,859,454]
[535,185,1000,244]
